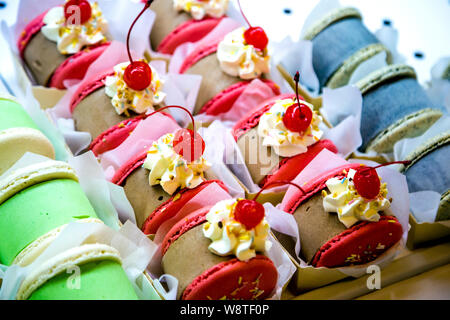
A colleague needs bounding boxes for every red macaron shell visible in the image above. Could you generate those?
[182,256,277,300]
[69,70,114,114]
[141,180,228,235]
[157,18,224,55]
[311,216,403,268]
[282,163,362,214]
[17,10,48,58]
[260,139,338,188]
[198,80,281,116]
[179,42,221,74]
[90,115,147,156]
[49,42,110,89]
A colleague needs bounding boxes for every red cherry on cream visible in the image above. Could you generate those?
[234,199,265,230]
[283,102,313,134]
[123,61,152,91]
[64,0,92,25]
[352,160,411,200]
[233,180,306,230]
[173,129,206,163]
[353,167,381,200]
[244,27,269,51]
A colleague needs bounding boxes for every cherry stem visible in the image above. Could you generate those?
[293,71,306,119]
[253,180,306,203]
[237,0,252,28]
[126,0,153,64]
[359,160,412,174]
[146,105,197,134]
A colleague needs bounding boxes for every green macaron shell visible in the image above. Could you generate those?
[28,260,139,300]
[0,179,98,265]
[0,99,39,132]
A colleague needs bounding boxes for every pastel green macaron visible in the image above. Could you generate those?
[0,159,139,300]
[0,97,55,175]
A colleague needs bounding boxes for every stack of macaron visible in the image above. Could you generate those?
[17,0,111,89]
[0,158,138,299]
[279,5,391,92]
[0,94,55,175]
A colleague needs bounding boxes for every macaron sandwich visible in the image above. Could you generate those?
[278,152,406,268]
[231,72,337,187]
[18,0,111,89]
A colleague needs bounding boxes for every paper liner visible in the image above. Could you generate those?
[200,121,246,198]
[393,116,450,222]
[275,149,409,277]
[0,220,158,300]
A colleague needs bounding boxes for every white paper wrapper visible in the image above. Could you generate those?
[271,37,319,96]
[0,25,69,161]
[427,57,450,113]
[409,191,441,223]
[348,51,389,85]
[374,24,406,65]
[393,115,450,222]
[200,121,246,198]
[0,220,159,300]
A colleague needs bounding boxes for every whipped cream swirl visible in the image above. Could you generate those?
[173,0,229,20]
[217,27,270,80]
[41,2,108,55]
[257,98,323,157]
[143,133,210,195]
[203,199,272,261]
[104,62,166,116]
[322,169,391,228]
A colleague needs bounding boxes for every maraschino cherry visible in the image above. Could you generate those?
[237,0,269,51]
[145,105,205,163]
[353,161,411,200]
[234,180,306,230]
[64,0,92,25]
[283,71,313,134]
[123,1,154,91]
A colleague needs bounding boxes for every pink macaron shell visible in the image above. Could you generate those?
[260,139,338,188]
[90,115,147,156]
[158,18,224,55]
[312,215,403,268]
[69,70,114,114]
[182,256,278,300]
[49,42,111,89]
[17,10,48,58]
